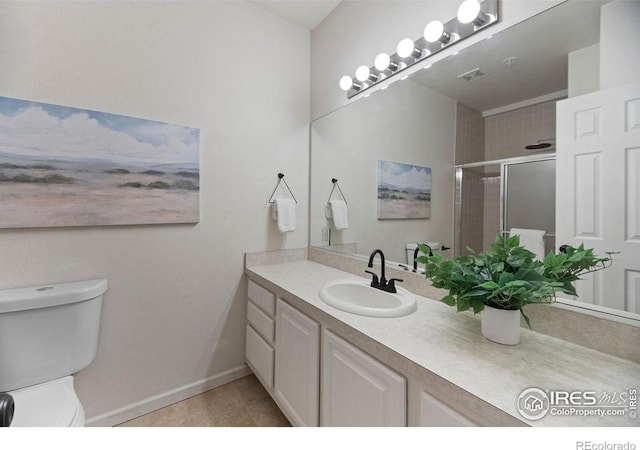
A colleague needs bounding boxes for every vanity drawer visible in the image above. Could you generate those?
[245,324,274,389]
[248,279,276,317]
[247,300,275,343]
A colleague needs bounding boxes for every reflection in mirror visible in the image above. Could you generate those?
[309,1,639,322]
[310,79,456,264]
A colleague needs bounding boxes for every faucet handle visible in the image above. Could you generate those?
[387,278,403,292]
[364,270,379,286]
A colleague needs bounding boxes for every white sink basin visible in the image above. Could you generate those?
[318,278,417,318]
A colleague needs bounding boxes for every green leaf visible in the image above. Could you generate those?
[441,295,456,306]
[506,234,520,248]
[417,243,433,255]
[471,298,485,314]
[460,289,489,298]
[498,272,515,286]
[456,297,471,312]
[479,281,499,290]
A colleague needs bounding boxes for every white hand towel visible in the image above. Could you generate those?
[274,198,296,233]
[330,200,349,230]
[510,228,546,260]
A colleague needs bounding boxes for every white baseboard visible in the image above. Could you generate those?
[85,364,253,427]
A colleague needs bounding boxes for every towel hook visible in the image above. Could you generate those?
[327,178,348,205]
[268,173,297,204]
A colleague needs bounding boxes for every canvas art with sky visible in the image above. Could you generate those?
[0,96,199,228]
[377,160,431,219]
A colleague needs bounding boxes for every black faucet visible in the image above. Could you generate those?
[413,244,433,272]
[365,249,403,293]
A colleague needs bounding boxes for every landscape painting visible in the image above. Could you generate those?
[377,160,431,219]
[0,96,199,228]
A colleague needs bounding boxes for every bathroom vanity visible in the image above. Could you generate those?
[244,252,639,427]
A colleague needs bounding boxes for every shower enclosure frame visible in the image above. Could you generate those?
[454,153,556,257]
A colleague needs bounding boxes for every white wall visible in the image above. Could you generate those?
[310,80,456,263]
[600,0,640,90]
[0,1,309,424]
[311,0,563,120]
[568,43,600,98]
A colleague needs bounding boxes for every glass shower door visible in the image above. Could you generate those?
[502,158,556,253]
[454,155,556,257]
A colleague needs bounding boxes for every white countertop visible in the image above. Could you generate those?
[247,260,640,427]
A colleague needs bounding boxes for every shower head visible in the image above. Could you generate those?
[525,138,555,151]
[525,142,552,150]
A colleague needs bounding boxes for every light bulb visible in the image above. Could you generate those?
[457,0,481,24]
[424,20,445,43]
[339,76,353,91]
[355,65,371,82]
[375,53,391,71]
[397,38,415,58]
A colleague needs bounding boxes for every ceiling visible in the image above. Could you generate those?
[248,0,342,30]
[249,1,605,112]
[410,1,604,112]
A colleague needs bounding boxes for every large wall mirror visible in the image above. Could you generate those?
[310,0,640,324]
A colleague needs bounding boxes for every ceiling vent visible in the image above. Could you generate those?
[457,67,487,82]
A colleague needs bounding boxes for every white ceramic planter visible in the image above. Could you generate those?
[481,306,521,345]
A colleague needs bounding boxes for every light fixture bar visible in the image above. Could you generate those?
[343,0,498,98]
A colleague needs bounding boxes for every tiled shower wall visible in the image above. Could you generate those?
[455,100,557,253]
[454,103,485,254]
[455,103,485,165]
[484,100,556,160]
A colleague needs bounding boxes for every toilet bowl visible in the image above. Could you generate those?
[0,279,107,427]
[8,377,84,427]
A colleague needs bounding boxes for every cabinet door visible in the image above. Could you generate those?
[418,391,476,427]
[322,330,406,427]
[275,299,320,427]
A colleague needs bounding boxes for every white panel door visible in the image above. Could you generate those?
[275,299,320,427]
[321,329,406,427]
[556,81,640,313]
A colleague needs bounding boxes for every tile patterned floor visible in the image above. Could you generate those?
[118,375,291,427]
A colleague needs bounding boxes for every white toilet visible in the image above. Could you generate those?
[0,279,107,427]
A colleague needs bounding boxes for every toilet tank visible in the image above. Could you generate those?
[0,279,107,392]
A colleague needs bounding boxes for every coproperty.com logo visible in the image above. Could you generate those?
[517,387,638,421]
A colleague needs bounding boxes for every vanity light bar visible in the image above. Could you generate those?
[340,0,498,98]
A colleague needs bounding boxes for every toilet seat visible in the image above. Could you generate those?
[8,376,84,427]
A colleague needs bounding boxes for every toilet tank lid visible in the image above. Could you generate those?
[406,242,440,250]
[0,279,107,314]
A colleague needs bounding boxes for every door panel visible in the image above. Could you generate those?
[557,81,640,313]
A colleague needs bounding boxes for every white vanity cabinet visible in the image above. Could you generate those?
[245,276,474,428]
[245,280,276,389]
[321,329,406,427]
[274,298,320,426]
[416,390,477,427]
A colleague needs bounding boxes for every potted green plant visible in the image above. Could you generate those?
[416,234,613,345]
